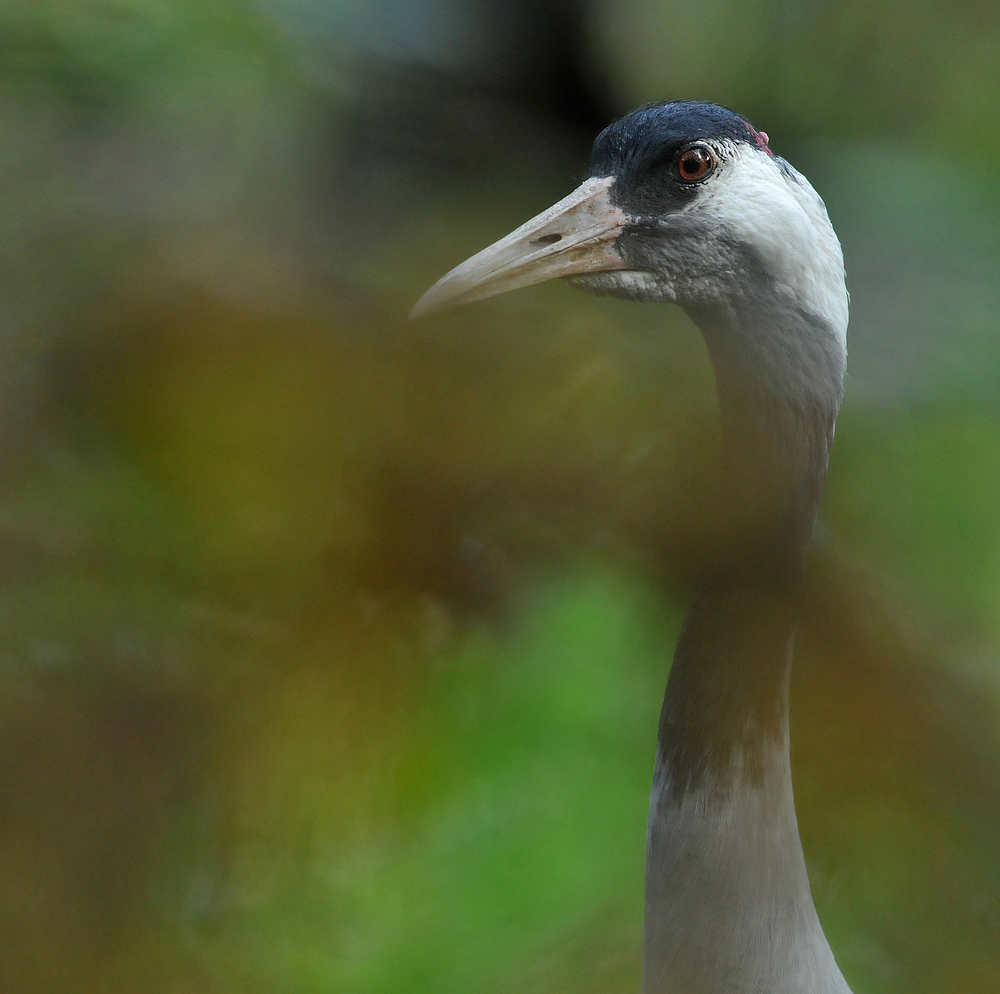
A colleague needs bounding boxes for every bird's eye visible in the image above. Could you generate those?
[676,145,715,182]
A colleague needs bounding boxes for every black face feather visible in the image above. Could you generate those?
[588,100,769,217]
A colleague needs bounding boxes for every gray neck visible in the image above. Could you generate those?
[690,295,845,581]
[643,300,851,994]
[644,586,851,994]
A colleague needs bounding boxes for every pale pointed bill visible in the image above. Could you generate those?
[410,176,630,318]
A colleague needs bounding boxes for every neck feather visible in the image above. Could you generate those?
[642,301,851,994]
[692,295,845,581]
[645,584,851,994]
[657,583,795,799]
[663,293,846,788]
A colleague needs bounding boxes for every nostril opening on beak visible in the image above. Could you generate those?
[531,233,562,246]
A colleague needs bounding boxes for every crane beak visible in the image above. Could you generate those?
[410,176,629,318]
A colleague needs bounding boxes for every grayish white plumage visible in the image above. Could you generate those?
[413,100,853,994]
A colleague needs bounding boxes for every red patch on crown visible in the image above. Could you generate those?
[744,121,773,156]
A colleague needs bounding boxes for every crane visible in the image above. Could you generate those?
[412,101,853,994]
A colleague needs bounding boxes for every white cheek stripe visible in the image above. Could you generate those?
[691,143,849,352]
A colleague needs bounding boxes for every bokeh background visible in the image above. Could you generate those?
[1,1,999,991]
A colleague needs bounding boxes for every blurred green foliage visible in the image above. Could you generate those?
[0,1,999,993]
[590,0,1000,161]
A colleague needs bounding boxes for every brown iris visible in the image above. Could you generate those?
[676,145,715,182]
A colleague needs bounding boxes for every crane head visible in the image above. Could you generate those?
[410,100,847,348]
